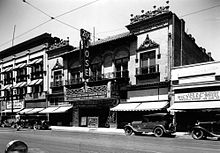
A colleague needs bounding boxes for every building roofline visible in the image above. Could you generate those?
[0,33,52,57]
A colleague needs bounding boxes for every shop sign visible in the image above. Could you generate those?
[6,100,23,109]
[80,29,91,80]
[175,91,220,102]
[66,85,109,100]
[88,117,98,128]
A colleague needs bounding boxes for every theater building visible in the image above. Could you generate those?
[170,61,220,132]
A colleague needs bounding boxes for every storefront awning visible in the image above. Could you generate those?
[28,79,43,86]
[110,103,141,111]
[51,106,72,113]
[110,101,168,111]
[25,108,45,114]
[1,109,23,113]
[19,108,34,114]
[39,107,59,113]
[14,63,27,70]
[169,101,220,110]
[135,101,168,111]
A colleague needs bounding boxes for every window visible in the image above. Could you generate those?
[91,63,102,80]
[17,68,27,82]
[115,57,129,78]
[54,71,62,82]
[31,64,43,79]
[140,51,157,74]
[4,71,13,85]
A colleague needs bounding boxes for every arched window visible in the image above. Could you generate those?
[114,49,129,78]
[103,53,113,68]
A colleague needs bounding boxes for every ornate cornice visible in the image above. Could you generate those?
[130,6,170,25]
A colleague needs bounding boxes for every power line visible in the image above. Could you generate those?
[181,4,220,17]
[0,19,52,48]
[55,0,100,19]
[0,0,100,48]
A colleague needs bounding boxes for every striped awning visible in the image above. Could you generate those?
[1,84,12,90]
[39,107,59,113]
[1,67,13,73]
[14,63,27,70]
[14,82,27,88]
[28,79,43,86]
[19,108,34,114]
[28,58,42,66]
[1,108,23,113]
[111,101,168,111]
[51,106,72,113]
[25,108,45,114]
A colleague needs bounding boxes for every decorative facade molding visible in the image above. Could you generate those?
[138,34,159,51]
[52,59,63,70]
[130,6,170,25]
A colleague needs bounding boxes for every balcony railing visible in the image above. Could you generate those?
[65,78,83,86]
[50,81,63,88]
[89,70,129,82]
[136,65,159,75]
[25,91,46,100]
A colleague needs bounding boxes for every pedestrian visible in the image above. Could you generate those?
[15,113,21,131]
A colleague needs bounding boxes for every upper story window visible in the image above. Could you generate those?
[16,67,27,82]
[115,57,129,78]
[140,51,157,74]
[4,71,13,85]
[54,70,62,82]
[30,60,43,80]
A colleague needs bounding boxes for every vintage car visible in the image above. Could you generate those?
[124,113,176,137]
[191,120,220,140]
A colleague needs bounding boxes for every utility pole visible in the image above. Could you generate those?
[11,25,16,114]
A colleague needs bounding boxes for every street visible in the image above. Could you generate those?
[0,128,220,153]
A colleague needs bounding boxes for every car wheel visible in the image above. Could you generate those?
[192,129,204,140]
[124,127,133,136]
[154,127,164,137]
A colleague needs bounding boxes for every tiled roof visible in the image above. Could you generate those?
[91,32,133,46]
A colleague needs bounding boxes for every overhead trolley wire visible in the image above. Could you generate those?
[0,0,100,48]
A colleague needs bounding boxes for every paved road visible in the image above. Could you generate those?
[0,128,219,153]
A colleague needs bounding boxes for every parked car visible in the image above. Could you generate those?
[124,113,176,137]
[191,120,220,140]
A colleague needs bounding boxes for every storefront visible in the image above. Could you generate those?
[111,95,169,128]
[170,61,220,132]
[169,90,220,131]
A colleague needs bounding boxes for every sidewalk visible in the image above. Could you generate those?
[50,126,190,138]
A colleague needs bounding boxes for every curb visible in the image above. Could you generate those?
[50,126,191,138]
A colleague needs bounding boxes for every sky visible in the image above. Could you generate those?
[0,0,220,60]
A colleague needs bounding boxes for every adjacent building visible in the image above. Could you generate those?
[0,33,56,121]
[170,61,220,131]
